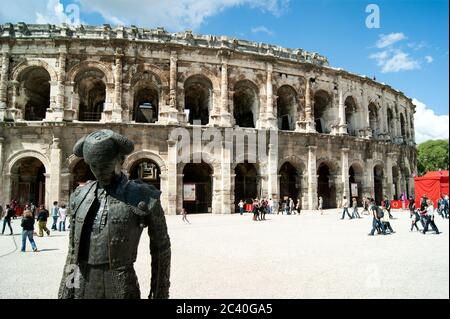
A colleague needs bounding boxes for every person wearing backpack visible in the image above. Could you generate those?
[368,199,386,236]
[21,209,38,252]
[381,207,395,234]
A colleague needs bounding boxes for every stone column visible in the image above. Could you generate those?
[166,139,178,215]
[265,63,277,129]
[48,137,62,209]
[160,51,180,125]
[267,142,279,201]
[338,89,348,135]
[363,159,374,200]
[221,137,232,214]
[219,58,232,127]
[361,83,372,138]
[45,45,66,121]
[304,76,315,132]
[380,91,389,140]
[111,52,123,122]
[341,148,350,198]
[386,153,394,199]
[307,145,318,210]
[0,44,10,121]
[7,81,20,120]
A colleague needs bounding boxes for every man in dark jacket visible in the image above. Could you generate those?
[2,204,14,235]
[37,205,50,237]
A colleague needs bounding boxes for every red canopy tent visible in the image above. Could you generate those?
[414,170,449,208]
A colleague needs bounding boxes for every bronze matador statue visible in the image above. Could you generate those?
[58,129,171,299]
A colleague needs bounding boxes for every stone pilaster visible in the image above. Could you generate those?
[0,45,10,120]
[48,137,62,208]
[45,45,66,121]
[386,153,395,199]
[219,58,232,127]
[363,158,374,199]
[159,51,180,125]
[111,52,123,122]
[361,83,372,138]
[307,145,318,210]
[338,89,348,135]
[220,138,232,214]
[304,76,315,132]
[267,141,279,201]
[264,63,277,129]
[166,139,178,215]
[341,148,350,198]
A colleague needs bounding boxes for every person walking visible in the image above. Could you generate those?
[381,207,395,234]
[318,196,324,215]
[351,198,361,218]
[36,205,50,237]
[288,198,294,215]
[1,204,14,235]
[422,200,440,235]
[252,199,260,221]
[181,208,190,224]
[58,204,67,231]
[260,199,267,220]
[410,208,421,232]
[419,195,428,228]
[20,209,38,252]
[341,196,352,219]
[296,198,302,215]
[383,196,394,219]
[268,198,273,214]
[238,200,244,215]
[51,201,59,230]
[368,199,386,236]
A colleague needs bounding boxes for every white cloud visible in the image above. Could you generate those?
[0,0,79,25]
[413,98,449,144]
[251,26,274,36]
[425,55,433,63]
[369,49,420,73]
[376,32,406,48]
[0,0,289,30]
[76,0,290,31]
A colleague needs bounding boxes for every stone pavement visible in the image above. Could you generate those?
[0,209,448,299]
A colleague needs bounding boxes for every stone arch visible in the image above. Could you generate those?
[66,60,114,84]
[368,101,381,137]
[313,89,333,134]
[233,79,260,128]
[276,85,298,131]
[129,64,168,88]
[316,159,338,208]
[344,95,358,136]
[178,67,220,92]
[4,149,50,175]
[349,160,364,204]
[278,155,306,174]
[123,150,167,173]
[130,71,162,123]
[11,59,57,83]
[183,74,214,125]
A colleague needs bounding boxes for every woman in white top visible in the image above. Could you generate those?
[58,204,67,231]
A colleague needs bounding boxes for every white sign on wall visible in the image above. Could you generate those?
[183,184,196,201]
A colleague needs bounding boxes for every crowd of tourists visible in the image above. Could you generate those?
[0,200,68,252]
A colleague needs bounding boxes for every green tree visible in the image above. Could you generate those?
[417,139,449,175]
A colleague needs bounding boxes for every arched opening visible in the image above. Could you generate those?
[317,163,336,208]
[400,114,407,142]
[10,157,46,211]
[277,85,297,131]
[233,80,259,128]
[392,166,399,200]
[387,108,394,139]
[76,68,106,122]
[184,75,212,125]
[374,164,384,205]
[344,96,358,136]
[133,84,159,123]
[129,159,161,190]
[18,67,51,121]
[313,90,331,134]
[349,164,363,205]
[234,162,258,207]
[183,162,212,214]
[279,162,300,203]
[71,159,95,191]
[368,103,379,138]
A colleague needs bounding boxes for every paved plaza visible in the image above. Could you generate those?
[0,209,448,299]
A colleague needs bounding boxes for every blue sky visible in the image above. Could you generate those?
[0,0,448,142]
